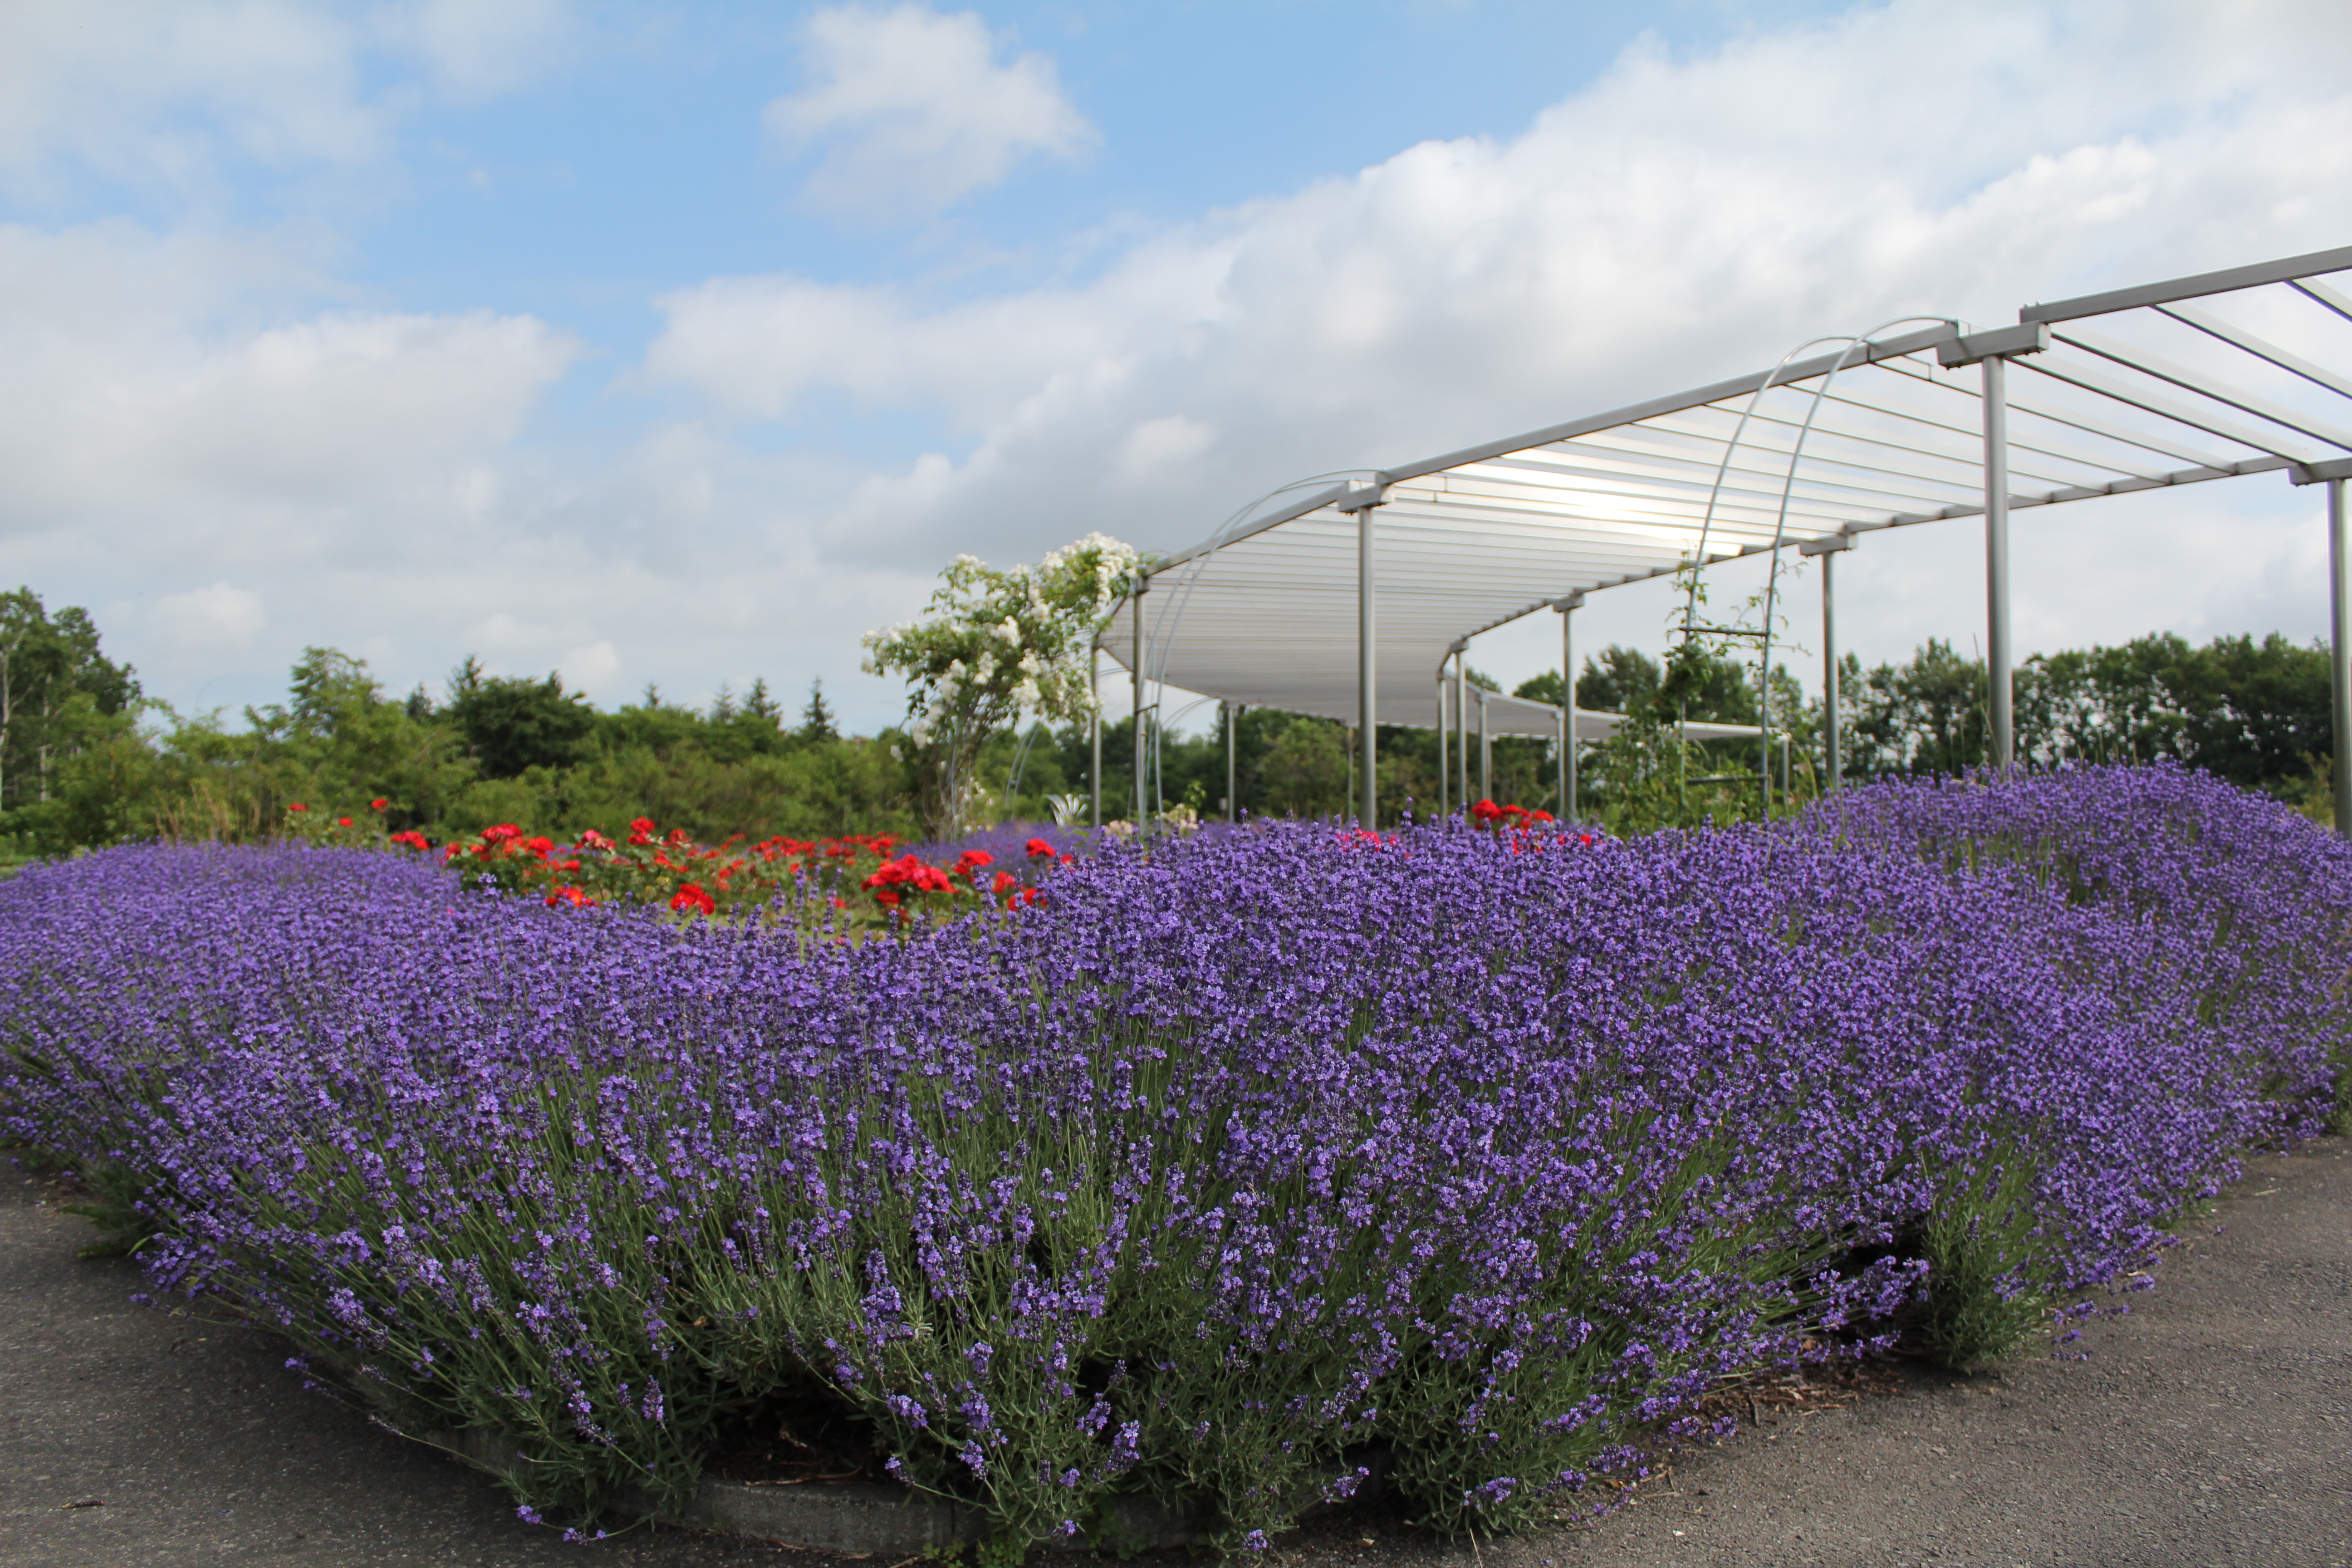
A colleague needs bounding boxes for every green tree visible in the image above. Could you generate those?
[1257,715,1351,818]
[0,588,141,812]
[862,533,1143,838]
[799,678,839,744]
[444,663,597,779]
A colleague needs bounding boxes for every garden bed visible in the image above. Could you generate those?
[1,764,2345,1556]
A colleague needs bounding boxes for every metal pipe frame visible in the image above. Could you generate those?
[1436,676,1450,818]
[1478,686,1491,802]
[1134,252,2352,737]
[1439,649,1458,818]
[1822,548,1841,790]
[1557,592,1582,821]
[1225,701,1238,823]
[1089,647,1102,829]
[1130,586,1147,822]
[2333,477,2352,837]
[1357,499,1378,826]
[1984,355,2015,769]
[1798,533,1851,791]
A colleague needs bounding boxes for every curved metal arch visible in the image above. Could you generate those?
[1121,469,1378,814]
[1676,316,1959,809]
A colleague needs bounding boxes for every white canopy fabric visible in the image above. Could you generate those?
[1109,245,2352,741]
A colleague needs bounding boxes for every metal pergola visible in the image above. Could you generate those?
[1102,244,2352,831]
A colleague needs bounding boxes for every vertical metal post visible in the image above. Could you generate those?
[1554,707,1568,820]
[1130,584,1146,823]
[1089,646,1102,827]
[1558,592,1582,821]
[1477,687,1490,801]
[1983,355,2014,770]
[1225,701,1237,823]
[1436,677,1450,819]
[1821,547,1840,791]
[1356,500,1378,826]
[1800,533,1849,793]
[1439,644,1458,818]
[2331,477,2352,837]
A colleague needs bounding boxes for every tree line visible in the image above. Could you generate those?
[0,588,914,856]
[0,582,2333,858]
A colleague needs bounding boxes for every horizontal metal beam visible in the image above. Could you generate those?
[2022,243,2352,324]
[2156,302,2352,402]
[1797,532,1853,556]
[2054,327,2352,453]
[2292,278,2352,326]
[1146,481,1356,576]
[2019,352,2325,464]
[1935,321,2051,368]
[2290,458,2352,485]
[1379,323,1962,484]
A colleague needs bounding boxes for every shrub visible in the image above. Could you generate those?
[0,765,2342,1551]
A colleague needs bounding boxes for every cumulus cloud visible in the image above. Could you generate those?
[0,222,581,520]
[649,0,2352,707]
[0,0,573,202]
[150,583,266,654]
[10,0,2352,733]
[765,2,1096,220]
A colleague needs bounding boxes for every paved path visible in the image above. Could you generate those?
[3,1139,2346,1568]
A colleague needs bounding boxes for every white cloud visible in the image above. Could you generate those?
[377,0,575,102]
[765,2,1096,220]
[648,0,2352,715]
[10,0,2352,736]
[1112,415,1217,488]
[0,222,580,520]
[151,582,265,653]
[0,0,574,202]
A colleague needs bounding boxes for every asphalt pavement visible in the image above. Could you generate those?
[4,1137,2346,1568]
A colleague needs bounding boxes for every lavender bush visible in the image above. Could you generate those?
[1,764,2343,1553]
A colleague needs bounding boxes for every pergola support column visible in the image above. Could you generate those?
[1129,584,1147,823]
[1556,592,1583,821]
[2334,477,2352,838]
[1341,483,1387,828]
[1088,647,1102,828]
[1982,354,2014,770]
[1224,701,1238,823]
[2292,461,2352,835]
[1478,686,1491,802]
[1436,676,1450,818]
[1799,534,1852,793]
[1449,642,1468,815]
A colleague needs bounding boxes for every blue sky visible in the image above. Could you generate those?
[2,0,2347,733]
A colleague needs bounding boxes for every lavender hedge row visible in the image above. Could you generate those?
[0,764,2344,1552]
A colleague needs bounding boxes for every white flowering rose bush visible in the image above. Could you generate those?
[863,533,1145,836]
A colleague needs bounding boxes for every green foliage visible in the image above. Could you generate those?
[1257,716,1351,818]
[444,658,598,778]
[436,738,917,844]
[59,1157,161,1260]
[0,588,143,850]
[862,534,1143,838]
[0,614,916,853]
[1906,1160,2053,1372]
